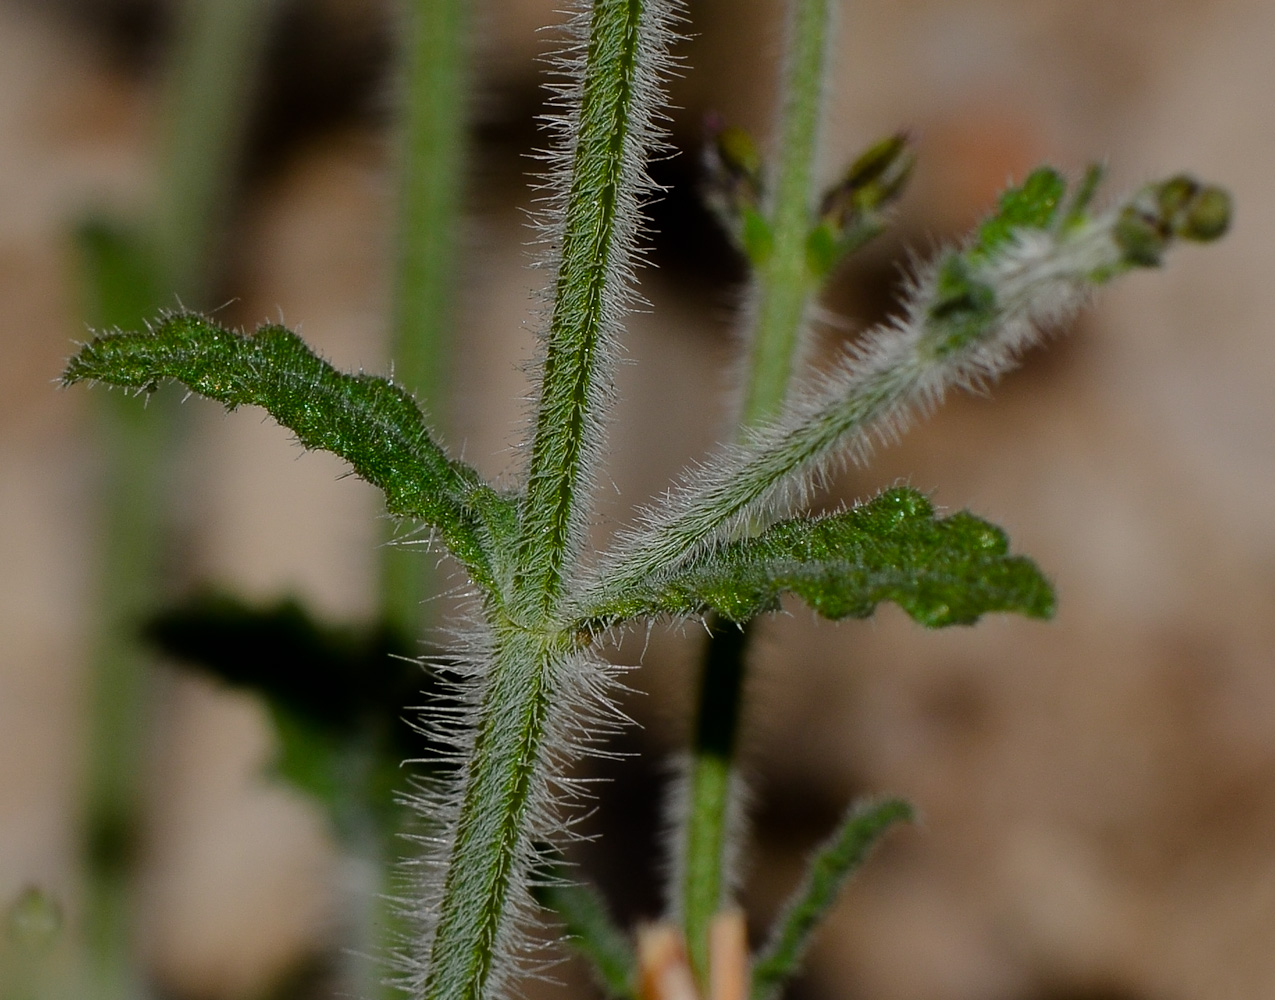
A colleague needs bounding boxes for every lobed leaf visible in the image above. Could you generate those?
[62,313,516,600]
[581,487,1054,629]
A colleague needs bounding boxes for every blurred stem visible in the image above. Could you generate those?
[82,395,176,1000]
[380,0,468,637]
[80,1,276,997]
[740,0,833,425]
[153,0,277,303]
[682,0,834,986]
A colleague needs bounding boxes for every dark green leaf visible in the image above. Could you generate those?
[146,593,456,839]
[62,313,515,598]
[585,487,1054,628]
[146,593,423,750]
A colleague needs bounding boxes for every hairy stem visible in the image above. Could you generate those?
[382,0,468,637]
[422,3,677,997]
[421,629,566,1000]
[516,0,653,613]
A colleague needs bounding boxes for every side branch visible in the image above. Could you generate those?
[576,170,1230,611]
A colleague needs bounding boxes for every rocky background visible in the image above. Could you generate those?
[2,1,1273,998]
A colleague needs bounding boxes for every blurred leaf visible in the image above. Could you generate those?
[533,863,635,999]
[146,593,454,837]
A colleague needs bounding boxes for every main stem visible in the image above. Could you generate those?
[681,0,833,984]
[381,0,468,637]
[422,2,659,999]
[422,629,565,1000]
[515,0,645,614]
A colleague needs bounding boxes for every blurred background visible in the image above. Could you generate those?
[2,0,1274,998]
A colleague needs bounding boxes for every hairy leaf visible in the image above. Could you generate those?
[583,487,1054,628]
[751,798,912,1000]
[62,313,515,599]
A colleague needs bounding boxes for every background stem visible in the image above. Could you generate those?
[740,0,833,425]
[680,0,834,982]
[681,621,750,985]
[381,0,468,637]
[79,1,275,996]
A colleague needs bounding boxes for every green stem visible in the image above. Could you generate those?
[681,0,833,981]
[153,0,277,303]
[381,0,468,637]
[740,0,833,425]
[79,1,276,995]
[423,3,668,996]
[516,0,648,614]
[681,621,749,986]
[421,629,564,1000]
[82,396,174,1000]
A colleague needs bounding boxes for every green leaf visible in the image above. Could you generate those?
[968,166,1066,267]
[751,799,912,1000]
[583,487,1054,628]
[62,313,516,600]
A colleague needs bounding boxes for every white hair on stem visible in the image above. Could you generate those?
[403,3,688,1000]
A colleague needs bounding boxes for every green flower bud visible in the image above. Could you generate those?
[1177,184,1232,242]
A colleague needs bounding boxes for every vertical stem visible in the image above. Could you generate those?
[421,629,562,1000]
[153,0,277,304]
[81,398,174,1000]
[516,0,648,614]
[681,621,749,985]
[79,2,276,996]
[740,0,834,426]
[422,2,673,998]
[381,0,468,637]
[680,0,834,984]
